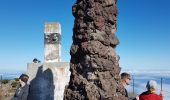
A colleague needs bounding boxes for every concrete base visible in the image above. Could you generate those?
[27,62,70,100]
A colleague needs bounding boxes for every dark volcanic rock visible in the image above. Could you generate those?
[64,0,127,100]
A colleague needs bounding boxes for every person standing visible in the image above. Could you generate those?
[139,80,163,100]
[121,72,131,97]
[33,58,40,63]
[11,74,29,100]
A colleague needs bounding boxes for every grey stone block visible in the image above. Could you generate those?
[27,62,70,100]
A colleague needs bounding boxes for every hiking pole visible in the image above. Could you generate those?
[160,78,164,97]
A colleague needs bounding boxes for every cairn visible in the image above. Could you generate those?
[64,0,127,100]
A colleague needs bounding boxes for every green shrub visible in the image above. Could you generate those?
[11,81,19,88]
[14,78,19,81]
[1,79,9,84]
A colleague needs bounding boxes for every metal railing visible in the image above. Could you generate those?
[130,76,170,99]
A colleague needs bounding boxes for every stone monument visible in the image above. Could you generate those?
[44,22,61,62]
[27,22,70,100]
[64,0,127,100]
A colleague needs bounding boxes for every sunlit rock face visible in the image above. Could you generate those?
[64,0,128,100]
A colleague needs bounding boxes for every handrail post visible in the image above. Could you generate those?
[161,77,163,91]
[132,75,134,95]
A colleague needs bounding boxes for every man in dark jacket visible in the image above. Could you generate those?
[121,72,131,97]
[11,74,29,100]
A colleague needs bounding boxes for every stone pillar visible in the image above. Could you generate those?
[27,22,70,100]
[64,0,127,100]
[44,22,61,62]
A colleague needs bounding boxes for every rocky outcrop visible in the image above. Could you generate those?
[64,0,127,99]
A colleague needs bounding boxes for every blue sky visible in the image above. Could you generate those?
[0,0,169,72]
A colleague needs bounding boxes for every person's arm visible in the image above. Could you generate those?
[21,85,29,100]
[11,97,18,100]
[132,96,139,100]
[160,90,164,100]
[11,86,20,100]
[135,96,139,100]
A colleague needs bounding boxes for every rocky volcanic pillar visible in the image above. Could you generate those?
[64,0,127,100]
